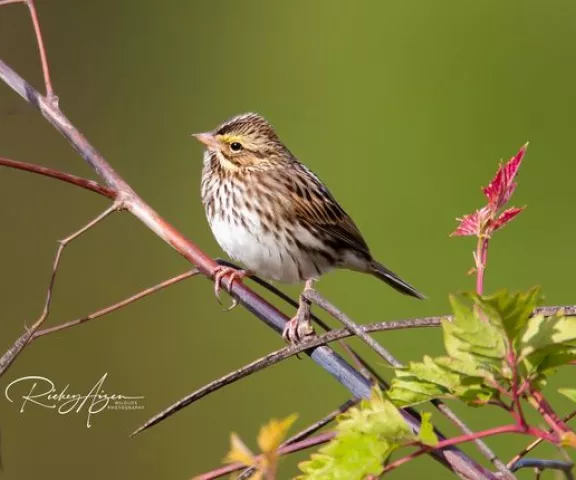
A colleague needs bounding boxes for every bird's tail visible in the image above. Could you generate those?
[369,260,426,300]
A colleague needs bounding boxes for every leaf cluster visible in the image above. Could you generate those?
[389,288,576,407]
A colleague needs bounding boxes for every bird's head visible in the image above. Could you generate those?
[193,113,291,171]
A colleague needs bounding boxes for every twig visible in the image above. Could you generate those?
[432,401,514,479]
[508,410,576,469]
[0,204,118,376]
[529,390,570,435]
[510,458,574,479]
[131,319,441,436]
[305,289,409,368]
[0,156,115,199]
[382,424,554,475]
[535,305,576,317]
[32,269,199,339]
[217,259,381,379]
[0,0,56,102]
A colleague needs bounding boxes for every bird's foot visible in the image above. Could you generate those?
[282,280,316,343]
[212,266,250,311]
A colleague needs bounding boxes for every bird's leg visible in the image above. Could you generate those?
[282,279,316,343]
[212,265,250,311]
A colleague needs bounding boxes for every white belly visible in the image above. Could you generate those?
[209,207,338,283]
[210,211,303,283]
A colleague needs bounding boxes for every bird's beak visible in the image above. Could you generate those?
[192,132,219,150]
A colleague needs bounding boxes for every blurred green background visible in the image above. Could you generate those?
[1,1,575,478]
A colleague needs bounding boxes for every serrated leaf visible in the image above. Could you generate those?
[469,287,542,341]
[521,343,576,381]
[388,375,448,407]
[389,356,495,407]
[298,386,412,480]
[390,290,545,409]
[519,313,576,360]
[297,432,393,480]
[558,388,576,404]
[418,412,438,446]
[257,413,298,453]
[338,386,414,443]
[445,295,507,365]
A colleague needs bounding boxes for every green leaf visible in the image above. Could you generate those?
[534,348,576,375]
[445,294,507,368]
[417,412,438,446]
[516,310,576,382]
[298,386,413,480]
[469,287,542,340]
[388,356,496,407]
[387,374,447,407]
[390,290,547,409]
[519,313,576,359]
[298,432,393,480]
[558,388,576,404]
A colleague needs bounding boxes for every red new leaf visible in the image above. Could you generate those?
[482,144,527,209]
[451,206,492,237]
[493,207,525,232]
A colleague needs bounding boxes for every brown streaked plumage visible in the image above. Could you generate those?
[195,112,424,342]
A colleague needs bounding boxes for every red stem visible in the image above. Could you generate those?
[507,347,527,428]
[382,424,554,475]
[529,390,570,435]
[0,0,56,100]
[475,236,489,295]
[0,156,116,199]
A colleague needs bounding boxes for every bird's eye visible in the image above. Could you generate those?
[230,142,243,152]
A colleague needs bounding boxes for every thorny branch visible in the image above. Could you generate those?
[130,316,442,436]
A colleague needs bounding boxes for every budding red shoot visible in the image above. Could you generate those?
[451,144,528,294]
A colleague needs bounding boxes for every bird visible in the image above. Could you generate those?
[194,113,424,343]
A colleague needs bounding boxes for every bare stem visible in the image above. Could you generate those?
[32,269,199,339]
[131,318,441,436]
[508,409,576,469]
[0,0,56,101]
[475,236,489,295]
[304,289,402,368]
[0,156,116,199]
[382,424,555,475]
[510,459,574,479]
[528,390,570,436]
[0,204,118,376]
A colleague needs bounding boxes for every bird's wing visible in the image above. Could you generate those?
[289,164,371,256]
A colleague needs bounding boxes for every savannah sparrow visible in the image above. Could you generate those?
[195,113,424,343]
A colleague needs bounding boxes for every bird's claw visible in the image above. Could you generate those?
[212,266,248,311]
[282,298,315,344]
